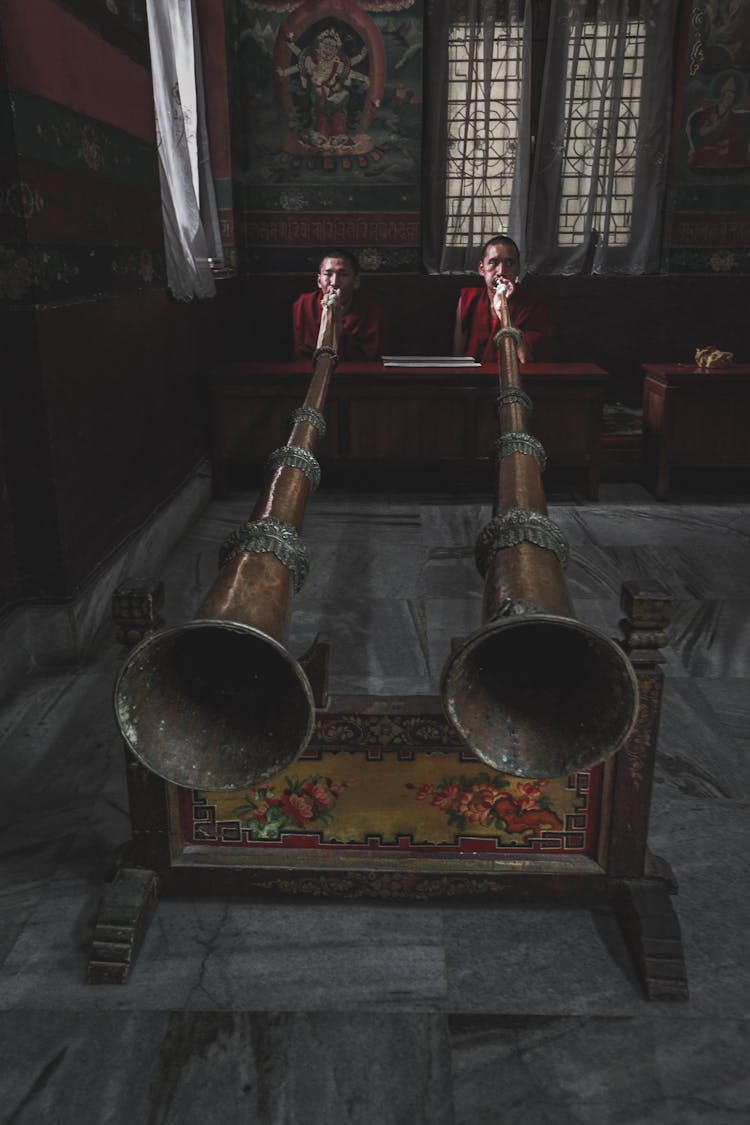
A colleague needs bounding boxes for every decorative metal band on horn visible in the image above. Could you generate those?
[491,597,545,619]
[312,345,338,366]
[266,445,322,491]
[496,388,533,415]
[289,406,327,437]
[219,516,310,592]
[493,326,524,348]
[475,507,569,577]
[492,432,547,471]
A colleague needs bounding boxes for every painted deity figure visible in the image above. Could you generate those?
[687,74,750,168]
[704,0,750,69]
[278,25,370,148]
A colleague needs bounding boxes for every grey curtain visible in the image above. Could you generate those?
[525,0,679,275]
[146,0,222,299]
[422,0,532,274]
[424,0,678,276]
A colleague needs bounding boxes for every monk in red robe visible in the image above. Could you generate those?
[453,235,554,363]
[292,250,386,361]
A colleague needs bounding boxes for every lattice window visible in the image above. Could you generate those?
[442,7,648,252]
[444,16,525,246]
[558,18,646,246]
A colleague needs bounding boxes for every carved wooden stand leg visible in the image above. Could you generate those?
[87,580,165,984]
[110,577,164,647]
[87,867,159,984]
[614,877,689,1001]
[612,580,689,1000]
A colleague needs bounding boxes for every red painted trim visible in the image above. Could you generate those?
[242,211,421,246]
[218,208,235,245]
[18,158,162,244]
[0,0,156,143]
[668,1,694,185]
[669,211,750,245]
[195,0,232,178]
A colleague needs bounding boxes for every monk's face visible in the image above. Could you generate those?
[317,256,359,311]
[479,241,520,294]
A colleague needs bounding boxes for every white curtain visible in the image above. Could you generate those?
[146,0,222,299]
[525,0,679,275]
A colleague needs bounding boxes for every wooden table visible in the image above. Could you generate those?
[208,360,607,499]
[642,364,750,498]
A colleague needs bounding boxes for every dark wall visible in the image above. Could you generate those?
[40,294,206,594]
[540,274,749,403]
[0,0,210,613]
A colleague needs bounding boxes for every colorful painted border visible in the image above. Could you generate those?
[177,753,603,858]
[0,241,165,303]
[10,92,158,189]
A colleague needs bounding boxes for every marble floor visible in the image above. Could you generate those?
[1,479,749,1124]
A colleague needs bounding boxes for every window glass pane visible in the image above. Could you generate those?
[444,18,524,246]
[558,18,645,247]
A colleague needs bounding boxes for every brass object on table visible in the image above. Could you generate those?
[113,296,341,790]
[694,345,733,370]
[441,284,639,778]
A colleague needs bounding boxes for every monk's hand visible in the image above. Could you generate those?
[322,287,344,328]
[492,278,515,319]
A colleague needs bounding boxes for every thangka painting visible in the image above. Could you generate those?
[666,0,750,272]
[228,0,424,273]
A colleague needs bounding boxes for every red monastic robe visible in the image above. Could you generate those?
[459,286,555,363]
[292,290,387,361]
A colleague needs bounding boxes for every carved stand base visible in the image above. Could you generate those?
[615,878,689,1001]
[86,867,159,984]
[88,590,689,999]
[86,859,688,1000]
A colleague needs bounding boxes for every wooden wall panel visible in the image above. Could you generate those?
[35,291,207,595]
[215,392,339,464]
[0,0,207,612]
[347,397,468,460]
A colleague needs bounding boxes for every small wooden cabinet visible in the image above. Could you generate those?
[642,364,750,499]
[208,361,607,499]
